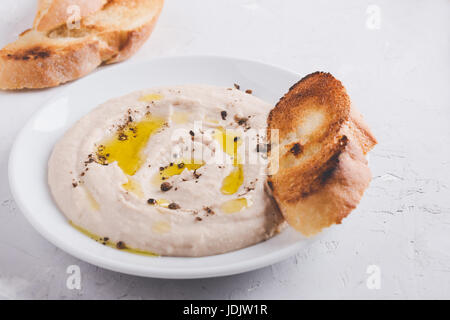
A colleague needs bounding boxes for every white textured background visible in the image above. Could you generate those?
[0,0,449,299]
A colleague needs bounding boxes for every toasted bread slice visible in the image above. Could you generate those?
[267,72,377,236]
[0,0,164,89]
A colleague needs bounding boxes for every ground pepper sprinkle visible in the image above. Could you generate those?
[116,241,126,249]
[160,182,172,191]
[168,203,180,210]
[221,110,227,120]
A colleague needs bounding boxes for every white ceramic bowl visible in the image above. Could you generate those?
[9,56,316,279]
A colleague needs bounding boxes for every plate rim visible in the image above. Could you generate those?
[8,55,313,279]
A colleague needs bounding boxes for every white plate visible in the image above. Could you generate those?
[9,56,317,279]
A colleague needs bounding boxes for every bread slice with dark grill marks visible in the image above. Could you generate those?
[267,72,377,236]
[0,0,164,90]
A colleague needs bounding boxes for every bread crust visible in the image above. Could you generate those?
[0,0,164,90]
[267,72,377,236]
[99,0,164,64]
[104,13,161,64]
[0,31,101,89]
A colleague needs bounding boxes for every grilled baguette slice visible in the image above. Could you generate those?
[0,0,164,90]
[267,72,377,236]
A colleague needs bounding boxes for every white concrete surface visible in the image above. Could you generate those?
[0,0,449,299]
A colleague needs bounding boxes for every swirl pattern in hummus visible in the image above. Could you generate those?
[48,85,284,257]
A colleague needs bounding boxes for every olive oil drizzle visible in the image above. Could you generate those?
[139,93,163,102]
[96,114,165,176]
[213,127,244,195]
[69,221,158,257]
[122,178,144,198]
[157,160,204,182]
[221,165,244,195]
[220,198,248,213]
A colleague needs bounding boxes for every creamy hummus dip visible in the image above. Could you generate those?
[48,85,284,257]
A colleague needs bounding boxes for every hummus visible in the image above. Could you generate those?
[48,85,284,257]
